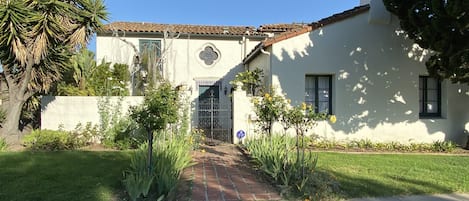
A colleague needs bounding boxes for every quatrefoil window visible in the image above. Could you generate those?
[199,46,219,65]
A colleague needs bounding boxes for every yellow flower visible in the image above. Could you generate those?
[253,98,259,104]
[301,102,307,110]
[268,97,273,102]
[329,115,337,124]
[264,93,270,98]
[287,99,291,104]
[201,149,206,153]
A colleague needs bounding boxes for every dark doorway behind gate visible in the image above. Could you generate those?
[197,83,232,144]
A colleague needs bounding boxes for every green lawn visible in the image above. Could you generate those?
[316,152,469,199]
[0,151,131,201]
[1,151,468,200]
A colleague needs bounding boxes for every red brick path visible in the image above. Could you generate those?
[182,144,282,201]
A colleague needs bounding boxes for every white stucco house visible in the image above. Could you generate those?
[56,0,467,145]
[242,0,469,144]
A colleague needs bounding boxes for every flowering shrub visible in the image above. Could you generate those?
[252,91,288,136]
[253,89,336,137]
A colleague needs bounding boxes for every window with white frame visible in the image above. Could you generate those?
[305,75,332,114]
[419,76,441,117]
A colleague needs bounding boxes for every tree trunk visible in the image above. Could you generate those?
[0,98,26,145]
[0,61,35,145]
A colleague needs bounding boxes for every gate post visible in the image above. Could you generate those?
[232,82,255,144]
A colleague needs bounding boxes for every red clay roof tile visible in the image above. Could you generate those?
[258,23,309,33]
[101,22,263,36]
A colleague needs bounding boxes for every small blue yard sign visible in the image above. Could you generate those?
[236,130,246,139]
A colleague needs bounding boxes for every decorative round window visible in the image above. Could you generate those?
[199,45,220,66]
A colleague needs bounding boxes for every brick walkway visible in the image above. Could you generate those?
[182,143,282,201]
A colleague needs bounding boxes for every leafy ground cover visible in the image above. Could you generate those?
[0,151,131,201]
[316,152,469,199]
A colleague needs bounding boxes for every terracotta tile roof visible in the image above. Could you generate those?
[258,23,309,33]
[101,22,264,36]
[244,5,370,64]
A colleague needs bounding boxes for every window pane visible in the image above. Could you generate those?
[305,76,316,105]
[426,77,438,89]
[305,91,315,103]
[426,90,438,102]
[319,89,329,101]
[318,102,329,113]
[426,101,438,113]
[318,77,329,89]
[305,76,316,89]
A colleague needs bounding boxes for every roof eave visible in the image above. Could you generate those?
[243,43,264,65]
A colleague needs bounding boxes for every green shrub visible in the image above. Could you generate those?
[0,137,7,151]
[23,129,91,151]
[71,122,100,147]
[57,83,95,96]
[230,68,264,95]
[23,130,71,151]
[109,118,147,150]
[312,139,458,153]
[431,140,457,152]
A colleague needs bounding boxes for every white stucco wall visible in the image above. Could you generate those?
[41,96,144,131]
[97,34,261,90]
[232,86,257,144]
[254,10,469,144]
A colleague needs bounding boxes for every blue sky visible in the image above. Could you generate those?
[89,0,360,52]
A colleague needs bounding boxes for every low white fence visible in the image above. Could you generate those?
[41,96,143,131]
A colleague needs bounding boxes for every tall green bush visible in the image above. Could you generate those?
[130,82,179,133]
[129,81,180,181]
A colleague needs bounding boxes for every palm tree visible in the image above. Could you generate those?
[71,49,97,91]
[0,0,108,143]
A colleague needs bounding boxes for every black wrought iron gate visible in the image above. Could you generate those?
[197,85,232,144]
